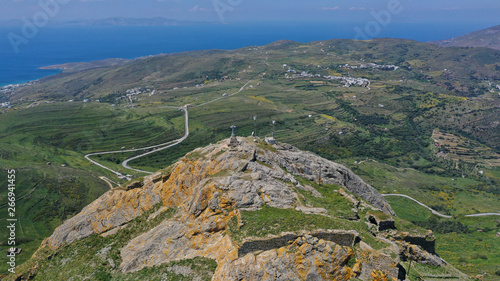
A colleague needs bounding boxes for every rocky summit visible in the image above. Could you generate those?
[12,138,467,281]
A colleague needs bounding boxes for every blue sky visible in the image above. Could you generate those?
[1,0,499,26]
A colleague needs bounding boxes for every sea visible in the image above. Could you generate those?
[0,21,494,87]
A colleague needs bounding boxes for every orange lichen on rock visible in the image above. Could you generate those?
[158,150,230,209]
[41,180,163,250]
[371,270,389,281]
[213,235,354,281]
[357,248,402,280]
[351,260,362,277]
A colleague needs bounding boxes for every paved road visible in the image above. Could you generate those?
[196,80,252,107]
[84,107,188,177]
[85,80,250,178]
[122,107,189,174]
[84,139,179,177]
[118,80,251,174]
[383,194,500,218]
[463,213,500,217]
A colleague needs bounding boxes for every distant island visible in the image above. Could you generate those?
[0,17,214,27]
[63,17,214,26]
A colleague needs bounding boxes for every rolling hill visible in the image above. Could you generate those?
[432,24,500,51]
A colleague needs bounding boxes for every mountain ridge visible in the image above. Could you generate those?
[431,24,500,50]
[10,137,467,280]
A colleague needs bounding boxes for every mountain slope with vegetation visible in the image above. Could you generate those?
[1,37,499,279]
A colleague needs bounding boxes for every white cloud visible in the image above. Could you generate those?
[189,5,213,13]
[349,7,366,11]
[322,6,340,11]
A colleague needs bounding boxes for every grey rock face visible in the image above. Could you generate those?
[44,178,162,249]
[214,236,353,281]
[237,230,359,257]
[256,143,394,215]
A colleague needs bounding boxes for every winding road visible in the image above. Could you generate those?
[84,107,188,178]
[85,79,253,180]
[382,193,500,218]
[196,80,252,107]
[122,107,189,174]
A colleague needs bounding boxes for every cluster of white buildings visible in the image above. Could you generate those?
[121,87,154,102]
[126,88,142,95]
[324,75,371,88]
[0,81,36,95]
[0,85,19,99]
[1,83,22,94]
[0,102,11,108]
[299,71,322,78]
[285,69,371,88]
[1,82,38,108]
[340,63,399,71]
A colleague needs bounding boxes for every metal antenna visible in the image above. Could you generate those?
[272,120,276,138]
[253,116,257,137]
[317,163,322,185]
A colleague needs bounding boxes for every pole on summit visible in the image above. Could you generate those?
[229,125,239,148]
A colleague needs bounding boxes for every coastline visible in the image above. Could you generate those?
[0,69,61,88]
[1,22,496,88]
[0,81,37,106]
